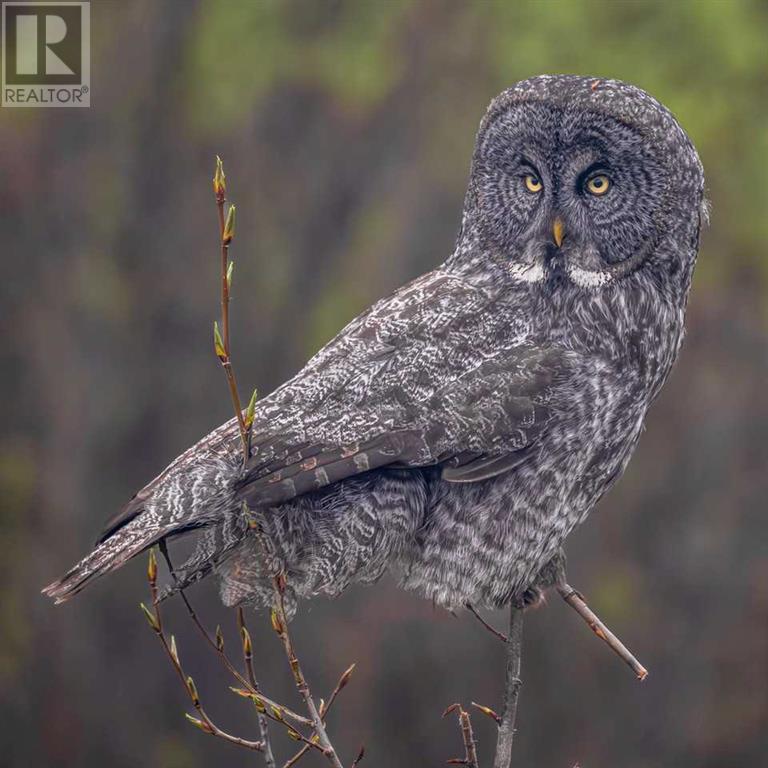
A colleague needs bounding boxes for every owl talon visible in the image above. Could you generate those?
[520,586,545,610]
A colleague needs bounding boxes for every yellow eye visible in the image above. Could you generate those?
[586,174,610,196]
[524,174,543,193]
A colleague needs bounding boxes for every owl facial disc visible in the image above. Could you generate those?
[463,75,704,295]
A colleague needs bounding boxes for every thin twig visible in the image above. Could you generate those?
[239,607,276,768]
[212,158,344,764]
[245,513,348,764]
[158,541,313,751]
[457,708,480,768]
[282,664,356,768]
[350,746,365,768]
[282,741,313,768]
[443,704,479,768]
[213,156,249,461]
[466,603,508,643]
[226,687,315,729]
[557,582,648,680]
[229,687,334,757]
[140,157,353,766]
[323,663,356,717]
[142,551,265,753]
[269,570,345,768]
[493,603,524,768]
[158,542,255,690]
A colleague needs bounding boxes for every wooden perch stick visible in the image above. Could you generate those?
[557,583,648,680]
[468,581,648,682]
[493,604,524,768]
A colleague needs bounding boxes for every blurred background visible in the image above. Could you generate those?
[1,1,767,766]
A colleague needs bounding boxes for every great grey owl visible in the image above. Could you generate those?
[44,76,706,617]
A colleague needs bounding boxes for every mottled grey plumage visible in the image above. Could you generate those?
[44,76,706,617]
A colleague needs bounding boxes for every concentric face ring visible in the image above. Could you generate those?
[469,91,681,287]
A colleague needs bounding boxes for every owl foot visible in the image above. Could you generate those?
[519,584,546,610]
[520,547,568,610]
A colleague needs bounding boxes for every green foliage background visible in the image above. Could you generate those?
[1,1,766,767]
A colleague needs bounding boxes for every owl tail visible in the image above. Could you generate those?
[41,503,165,604]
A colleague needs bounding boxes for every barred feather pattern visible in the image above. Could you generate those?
[215,470,429,617]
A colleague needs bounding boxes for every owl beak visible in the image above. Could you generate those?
[552,218,565,248]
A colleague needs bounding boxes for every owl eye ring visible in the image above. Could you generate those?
[586,174,611,196]
[524,174,543,193]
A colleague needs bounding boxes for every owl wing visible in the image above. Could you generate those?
[235,271,571,507]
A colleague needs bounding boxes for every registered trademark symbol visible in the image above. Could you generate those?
[81,85,89,94]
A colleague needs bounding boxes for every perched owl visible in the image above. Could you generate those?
[44,76,706,617]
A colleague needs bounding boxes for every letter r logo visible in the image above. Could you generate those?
[3,3,83,85]
[15,12,75,76]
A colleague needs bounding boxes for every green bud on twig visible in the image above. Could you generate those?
[213,321,226,361]
[140,602,160,632]
[270,607,284,636]
[230,687,265,712]
[241,626,252,657]
[169,635,180,667]
[471,701,502,725]
[286,728,301,741]
[226,260,234,292]
[244,388,258,431]
[186,675,200,706]
[338,663,355,691]
[185,712,212,734]
[213,155,226,199]
[223,204,236,245]
[147,548,157,586]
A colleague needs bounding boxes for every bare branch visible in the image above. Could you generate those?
[444,704,479,768]
[158,542,264,693]
[350,746,366,768]
[466,603,508,643]
[211,157,346,765]
[267,562,345,768]
[212,155,248,461]
[282,664,356,768]
[141,155,357,768]
[141,552,265,754]
[557,583,648,681]
[239,607,276,768]
[493,604,524,768]
[458,708,480,768]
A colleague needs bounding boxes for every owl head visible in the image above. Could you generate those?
[458,76,706,294]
